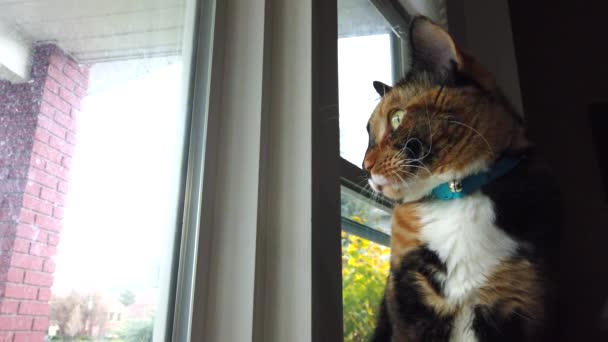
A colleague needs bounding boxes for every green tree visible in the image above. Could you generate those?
[122,320,153,342]
[120,289,136,307]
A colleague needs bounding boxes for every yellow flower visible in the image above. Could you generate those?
[351,215,366,224]
[347,243,357,253]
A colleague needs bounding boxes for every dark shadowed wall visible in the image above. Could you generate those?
[449,1,608,340]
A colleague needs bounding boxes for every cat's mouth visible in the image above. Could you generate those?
[368,173,407,199]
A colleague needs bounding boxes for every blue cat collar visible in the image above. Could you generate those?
[430,158,520,201]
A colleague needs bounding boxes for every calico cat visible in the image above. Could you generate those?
[364,16,557,342]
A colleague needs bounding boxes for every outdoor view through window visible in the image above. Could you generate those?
[0,0,195,340]
[338,0,395,340]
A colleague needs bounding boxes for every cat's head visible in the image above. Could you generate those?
[363,16,528,202]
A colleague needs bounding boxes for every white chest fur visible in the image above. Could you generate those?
[418,192,518,304]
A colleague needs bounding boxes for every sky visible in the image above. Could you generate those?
[338,33,393,167]
[52,58,186,298]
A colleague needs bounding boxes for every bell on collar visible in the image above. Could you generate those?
[449,180,463,193]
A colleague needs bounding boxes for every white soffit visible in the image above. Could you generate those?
[0,0,186,64]
[0,21,32,82]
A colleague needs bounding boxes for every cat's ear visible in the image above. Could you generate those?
[409,16,463,81]
[373,81,392,97]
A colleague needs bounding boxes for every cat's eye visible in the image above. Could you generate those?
[390,110,406,130]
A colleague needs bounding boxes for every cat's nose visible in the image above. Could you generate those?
[363,150,377,172]
[363,158,375,172]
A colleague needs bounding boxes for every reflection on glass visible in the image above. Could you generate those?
[341,186,391,235]
[0,0,194,340]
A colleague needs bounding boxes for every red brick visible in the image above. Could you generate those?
[24,271,53,287]
[47,65,75,90]
[0,300,19,314]
[1,268,24,283]
[66,57,84,72]
[32,317,49,331]
[34,214,61,232]
[59,87,81,110]
[29,157,45,173]
[31,142,63,164]
[27,168,59,189]
[42,259,55,273]
[33,127,51,144]
[18,301,49,316]
[37,288,51,301]
[0,193,23,210]
[33,230,48,244]
[64,64,88,87]
[0,316,32,330]
[21,195,52,216]
[3,283,38,299]
[44,162,69,182]
[49,53,66,70]
[57,181,68,194]
[0,179,22,194]
[52,206,64,220]
[45,78,60,94]
[11,238,30,253]
[0,208,17,224]
[0,224,14,237]
[29,243,57,258]
[14,332,45,342]
[65,131,76,145]
[17,210,35,225]
[24,181,42,197]
[0,332,14,342]
[74,85,87,98]
[49,136,73,157]
[38,101,55,118]
[53,111,75,131]
[42,91,70,114]
[36,116,66,139]
[47,233,59,246]
[14,225,35,240]
[9,254,44,271]
[60,156,72,170]
[40,186,65,202]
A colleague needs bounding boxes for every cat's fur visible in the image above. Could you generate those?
[363,17,557,341]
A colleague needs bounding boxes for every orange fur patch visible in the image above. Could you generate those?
[390,203,422,268]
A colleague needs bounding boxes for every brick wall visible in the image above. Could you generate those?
[0,45,89,341]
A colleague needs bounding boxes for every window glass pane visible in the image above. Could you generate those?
[341,184,391,342]
[0,0,196,340]
[341,230,390,341]
[341,186,391,235]
[338,0,394,167]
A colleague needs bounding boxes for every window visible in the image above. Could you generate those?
[338,1,403,339]
[0,0,205,340]
[338,0,447,340]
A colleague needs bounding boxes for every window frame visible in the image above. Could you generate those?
[338,0,412,246]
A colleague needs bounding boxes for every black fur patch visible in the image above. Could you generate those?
[472,305,527,342]
[385,247,453,341]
